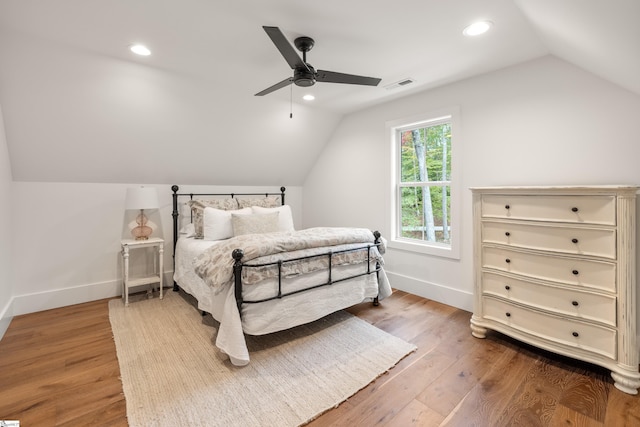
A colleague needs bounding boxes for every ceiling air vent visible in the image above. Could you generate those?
[384,78,415,90]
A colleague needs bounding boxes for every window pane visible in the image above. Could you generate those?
[400,185,451,244]
[400,123,451,182]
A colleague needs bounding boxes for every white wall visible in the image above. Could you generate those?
[303,55,640,312]
[0,105,12,337]
[9,182,302,316]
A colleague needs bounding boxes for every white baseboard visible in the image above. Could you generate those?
[386,270,474,312]
[10,271,174,317]
[0,296,13,341]
[12,279,122,317]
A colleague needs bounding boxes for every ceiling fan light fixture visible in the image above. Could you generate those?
[303,94,315,101]
[293,68,316,87]
[463,21,493,37]
[295,78,315,87]
[130,44,151,56]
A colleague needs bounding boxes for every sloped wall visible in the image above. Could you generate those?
[0,30,342,186]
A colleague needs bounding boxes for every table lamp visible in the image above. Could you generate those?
[125,186,159,240]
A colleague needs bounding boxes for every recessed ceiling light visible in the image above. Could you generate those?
[463,21,493,37]
[303,94,315,101]
[130,44,151,56]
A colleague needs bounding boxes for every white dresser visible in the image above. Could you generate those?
[470,186,640,394]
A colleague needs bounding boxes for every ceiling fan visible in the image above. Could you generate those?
[255,26,382,96]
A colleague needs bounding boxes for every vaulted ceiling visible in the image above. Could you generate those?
[0,0,638,185]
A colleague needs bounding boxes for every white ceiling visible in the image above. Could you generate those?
[0,0,638,184]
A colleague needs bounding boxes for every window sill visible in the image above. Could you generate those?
[388,238,460,260]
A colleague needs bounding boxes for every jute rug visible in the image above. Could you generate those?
[109,291,416,427]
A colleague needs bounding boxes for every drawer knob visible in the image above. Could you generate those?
[505,232,511,237]
[572,300,579,306]
[572,270,579,275]
[571,238,579,244]
[571,207,579,213]
[505,312,511,317]
[572,331,579,337]
[504,285,511,290]
[505,204,510,210]
[505,258,511,263]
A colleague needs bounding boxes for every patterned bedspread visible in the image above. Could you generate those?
[193,227,384,292]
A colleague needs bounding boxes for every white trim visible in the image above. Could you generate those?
[386,270,472,312]
[389,238,459,258]
[10,271,173,316]
[386,106,462,259]
[0,296,14,341]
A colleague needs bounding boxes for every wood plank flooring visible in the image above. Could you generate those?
[0,289,638,426]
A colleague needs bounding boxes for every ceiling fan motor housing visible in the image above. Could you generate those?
[294,66,316,87]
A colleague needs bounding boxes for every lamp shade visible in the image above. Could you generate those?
[125,186,159,210]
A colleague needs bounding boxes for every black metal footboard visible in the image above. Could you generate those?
[232,231,383,317]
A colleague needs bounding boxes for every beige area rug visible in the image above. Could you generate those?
[109,291,416,427]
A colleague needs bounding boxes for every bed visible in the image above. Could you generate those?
[171,185,392,365]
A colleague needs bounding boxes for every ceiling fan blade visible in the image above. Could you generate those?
[263,26,310,71]
[316,70,381,86]
[255,77,294,96]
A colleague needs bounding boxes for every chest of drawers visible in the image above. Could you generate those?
[470,186,639,394]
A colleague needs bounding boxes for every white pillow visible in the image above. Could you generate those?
[203,207,252,240]
[251,205,294,232]
[232,212,280,236]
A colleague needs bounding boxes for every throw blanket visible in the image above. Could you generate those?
[194,227,383,292]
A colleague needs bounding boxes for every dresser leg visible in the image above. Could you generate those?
[470,317,487,339]
[611,371,640,395]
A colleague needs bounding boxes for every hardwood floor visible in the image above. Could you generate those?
[0,299,126,426]
[0,289,638,426]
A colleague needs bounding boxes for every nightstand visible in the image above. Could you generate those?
[121,237,164,306]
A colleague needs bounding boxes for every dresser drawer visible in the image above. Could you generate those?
[482,220,616,259]
[482,296,617,359]
[483,246,616,292]
[481,195,616,225]
[482,271,616,326]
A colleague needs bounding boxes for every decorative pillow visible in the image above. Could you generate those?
[203,207,251,241]
[237,195,282,209]
[231,212,280,236]
[188,198,239,238]
[252,205,294,232]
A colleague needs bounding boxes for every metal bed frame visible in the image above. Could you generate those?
[171,185,382,316]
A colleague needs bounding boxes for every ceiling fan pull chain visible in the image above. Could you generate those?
[290,84,293,118]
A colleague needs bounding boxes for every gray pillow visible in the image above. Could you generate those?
[231,212,280,236]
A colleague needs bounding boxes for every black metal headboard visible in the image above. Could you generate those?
[170,185,286,290]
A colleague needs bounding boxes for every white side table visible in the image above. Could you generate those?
[121,237,164,306]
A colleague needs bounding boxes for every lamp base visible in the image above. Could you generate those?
[131,225,153,240]
[131,210,153,240]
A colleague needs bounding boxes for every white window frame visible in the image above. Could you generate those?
[386,107,461,259]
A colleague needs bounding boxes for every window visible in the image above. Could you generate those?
[387,108,460,258]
